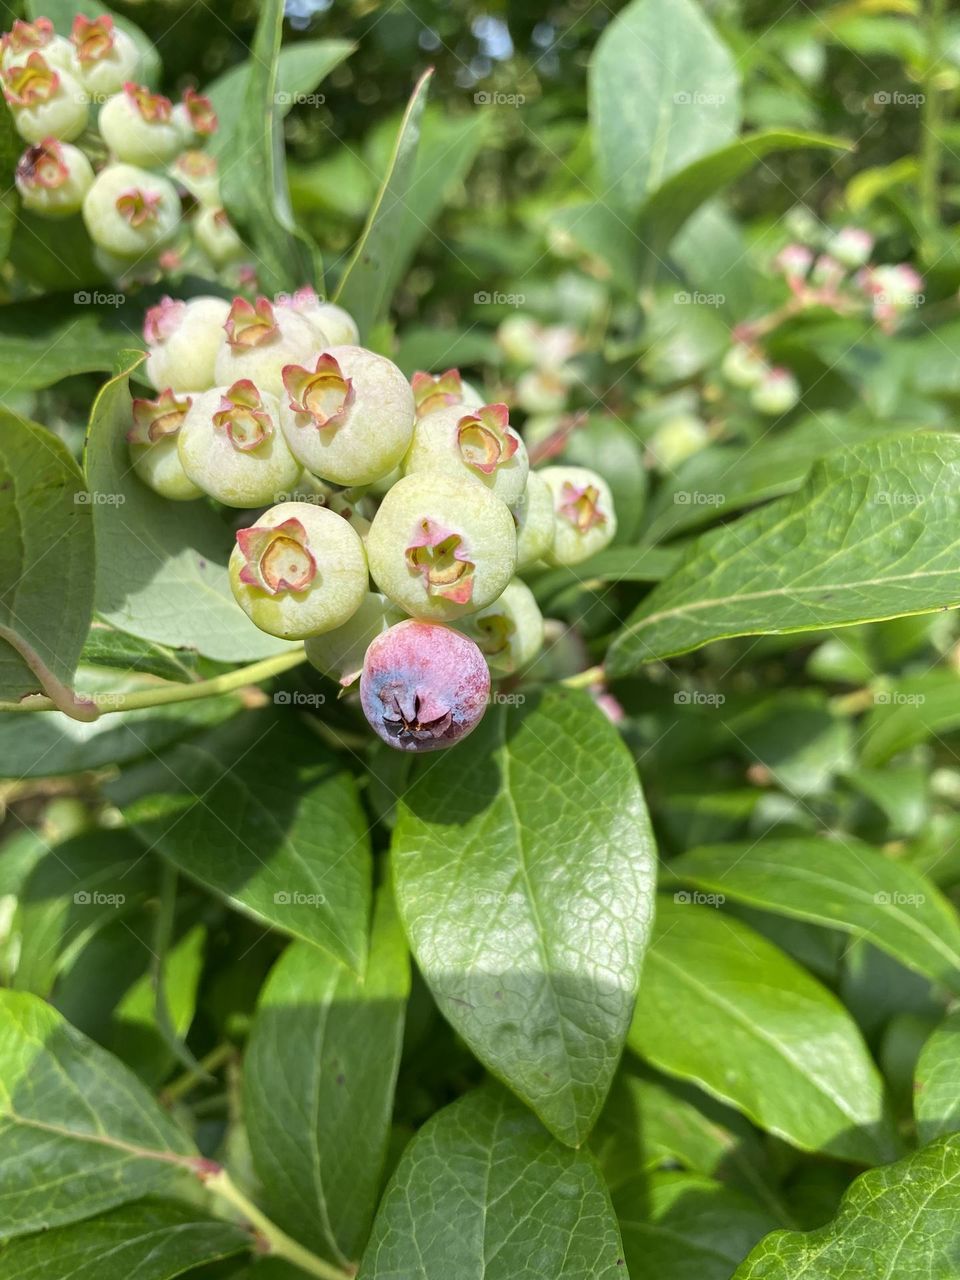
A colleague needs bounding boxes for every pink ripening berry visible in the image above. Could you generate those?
[360,619,490,752]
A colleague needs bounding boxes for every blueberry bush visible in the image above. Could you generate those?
[1,0,960,1276]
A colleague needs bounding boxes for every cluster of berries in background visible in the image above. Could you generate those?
[3,15,244,282]
[134,289,617,751]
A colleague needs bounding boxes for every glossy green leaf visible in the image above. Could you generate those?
[609,434,960,675]
[358,1087,627,1279]
[915,1008,960,1144]
[0,990,196,1238]
[245,884,409,1267]
[114,710,371,971]
[335,70,433,339]
[0,1199,250,1280]
[531,546,679,609]
[614,1171,778,1280]
[669,838,960,993]
[859,671,960,767]
[0,413,94,710]
[629,898,898,1163]
[393,688,656,1146]
[734,1136,960,1278]
[589,0,740,213]
[83,360,291,661]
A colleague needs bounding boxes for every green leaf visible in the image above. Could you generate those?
[83,359,292,662]
[0,296,149,391]
[859,672,960,767]
[734,1136,960,1278]
[244,884,409,1268]
[113,710,371,971]
[393,688,656,1147]
[531,546,679,609]
[0,1199,250,1280]
[629,898,898,1164]
[213,3,337,293]
[915,1009,960,1145]
[614,1171,778,1280]
[669,838,960,993]
[608,434,960,675]
[358,1087,627,1279]
[0,413,95,713]
[589,0,740,213]
[0,990,196,1239]
[335,70,433,340]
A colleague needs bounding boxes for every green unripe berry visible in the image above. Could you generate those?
[3,54,88,143]
[411,368,483,418]
[279,345,415,486]
[721,343,767,390]
[15,138,92,216]
[71,16,140,98]
[513,470,556,568]
[497,314,541,365]
[1,21,75,74]
[516,368,570,415]
[172,88,218,145]
[541,465,617,566]
[127,389,203,501]
[82,162,179,258]
[170,150,220,206]
[750,366,800,416]
[144,295,231,394]
[214,296,318,399]
[648,415,709,471]
[305,591,404,687]
[829,226,873,270]
[456,578,544,674]
[277,288,358,346]
[177,383,302,508]
[195,205,245,266]
[229,501,368,641]
[403,401,528,506]
[366,471,517,622]
[99,84,182,166]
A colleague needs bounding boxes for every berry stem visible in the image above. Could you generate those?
[560,664,605,689]
[0,647,309,717]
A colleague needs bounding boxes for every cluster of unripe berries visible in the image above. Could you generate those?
[3,16,242,279]
[132,290,617,750]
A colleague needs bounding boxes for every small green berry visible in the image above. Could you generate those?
[750,366,800,415]
[411,368,483,418]
[305,591,404,687]
[513,469,556,569]
[70,15,140,98]
[648,415,709,471]
[541,464,617,566]
[3,52,88,143]
[516,368,571,415]
[403,400,529,506]
[172,88,218,143]
[15,137,92,216]
[829,226,873,270]
[99,83,182,166]
[170,150,220,206]
[366,471,517,622]
[279,345,415,486]
[277,287,358,345]
[144,295,230,393]
[177,381,302,508]
[721,343,767,389]
[214,295,318,399]
[229,501,368,640]
[1,20,76,74]
[195,205,245,266]
[456,578,544,675]
[127,389,203,501]
[82,161,180,258]
[497,314,541,365]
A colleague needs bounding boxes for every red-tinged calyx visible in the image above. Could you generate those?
[457,402,518,475]
[182,87,217,135]
[236,518,317,594]
[282,353,353,427]
[3,53,58,106]
[412,368,464,418]
[124,81,172,123]
[225,295,278,349]
[558,480,606,533]
[144,295,185,345]
[128,389,192,444]
[176,149,217,179]
[71,14,115,62]
[405,518,475,604]
[213,380,273,451]
[3,18,55,58]
[16,138,68,190]
[116,186,162,227]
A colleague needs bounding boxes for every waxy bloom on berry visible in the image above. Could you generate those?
[15,137,92,216]
[99,83,182,166]
[279,344,415,486]
[214,295,317,399]
[367,471,516,622]
[360,620,491,752]
[541,465,617,566]
[3,53,88,143]
[305,592,403,687]
[411,368,483,419]
[403,400,529,506]
[144,294,230,393]
[276,287,359,346]
[513,470,556,569]
[82,162,179,258]
[177,383,302,508]
[127,389,203,501]
[456,578,544,675]
[71,15,140,96]
[229,501,368,640]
